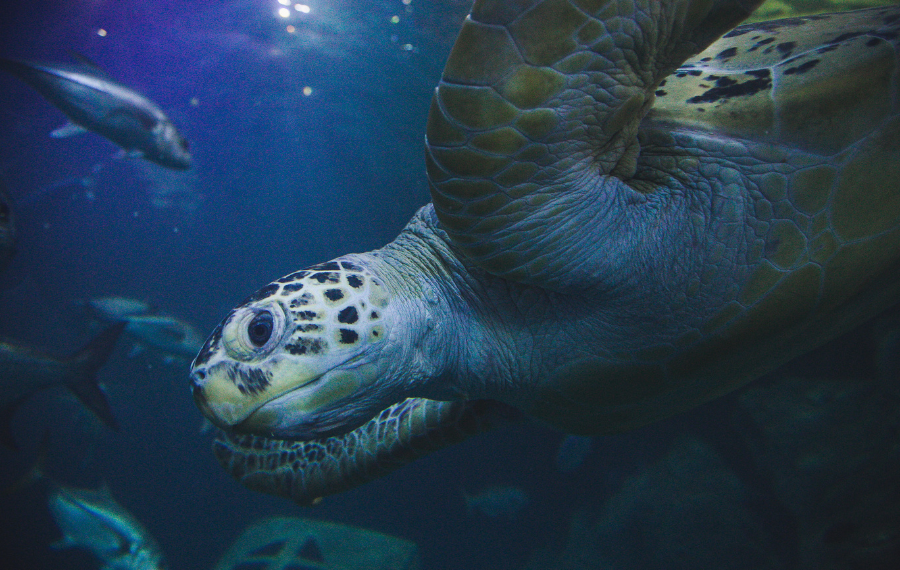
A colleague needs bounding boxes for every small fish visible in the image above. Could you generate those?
[49,482,169,570]
[0,323,124,448]
[463,485,529,519]
[0,53,191,170]
[0,179,14,272]
[87,295,155,321]
[555,434,593,472]
[123,314,204,359]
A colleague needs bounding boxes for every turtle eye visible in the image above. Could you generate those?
[247,311,274,347]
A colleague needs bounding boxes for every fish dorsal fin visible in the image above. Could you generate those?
[67,51,112,78]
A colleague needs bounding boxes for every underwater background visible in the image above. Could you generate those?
[0,1,898,569]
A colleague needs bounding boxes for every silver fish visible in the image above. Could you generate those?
[124,314,204,359]
[0,179,13,272]
[87,295,154,321]
[463,485,529,519]
[49,483,168,570]
[0,322,124,447]
[0,53,191,170]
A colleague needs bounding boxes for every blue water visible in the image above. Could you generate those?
[0,1,897,569]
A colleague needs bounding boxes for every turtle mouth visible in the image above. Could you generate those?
[228,364,367,439]
[190,366,325,432]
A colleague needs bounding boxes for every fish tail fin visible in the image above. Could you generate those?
[4,430,49,494]
[64,322,126,432]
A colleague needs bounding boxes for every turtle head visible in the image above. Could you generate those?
[190,258,397,439]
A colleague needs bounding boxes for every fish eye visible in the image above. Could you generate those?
[247,311,274,347]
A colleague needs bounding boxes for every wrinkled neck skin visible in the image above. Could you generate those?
[365,205,533,409]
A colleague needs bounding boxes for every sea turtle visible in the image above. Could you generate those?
[189,0,900,505]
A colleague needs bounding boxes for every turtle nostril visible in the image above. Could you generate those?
[190,370,207,397]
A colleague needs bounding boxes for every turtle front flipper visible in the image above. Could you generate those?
[426,0,764,290]
[213,398,520,506]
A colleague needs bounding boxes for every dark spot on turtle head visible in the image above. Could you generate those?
[338,306,358,324]
[722,27,750,39]
[309,261,340,271]
[783,59,819,75]
[776,41,796,57]
[290,292,314,308]
[312,272,340,284]
[277,270,308,283]
[193,329,220,367]
[281,282,304,293]
[658,79,667,87]
[285,338,324,355]
[295,323,321,332]
[699,57,712,62]
[340,260,362,271]
[236,283,280,308]
[339,329,358,344]
[193,315,231,367]
[714,76,737,88]
[228,366,271,396]
[296,310,318,321]
[370,310,379,319]
[686,70,772,105]
[688,69,702,77]
[346,274,364,288]
[655,89,667,97]
[715,47,738,60]
[324,288,344,302]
